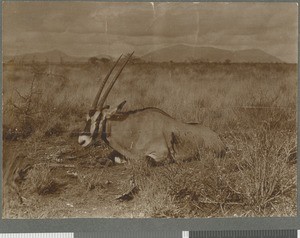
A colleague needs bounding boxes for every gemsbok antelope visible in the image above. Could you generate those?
[78,52,226,165]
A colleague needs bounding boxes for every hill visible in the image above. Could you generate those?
[3,50,112,64]
[142,44,283,63]
[4,46,283,64]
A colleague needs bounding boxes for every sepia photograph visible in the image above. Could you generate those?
[2,2,297,218]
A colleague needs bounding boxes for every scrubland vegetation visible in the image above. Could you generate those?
[2,60,297,218]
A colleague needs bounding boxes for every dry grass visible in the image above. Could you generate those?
[132,121,296,217]
[2,61,297,218]
[22,164,62,195]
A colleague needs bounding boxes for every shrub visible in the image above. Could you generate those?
[23,164,62,195]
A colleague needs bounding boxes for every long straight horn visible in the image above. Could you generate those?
[91,54,123,109]
[98,51,134,110]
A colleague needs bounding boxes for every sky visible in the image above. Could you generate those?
[3,2,298,63]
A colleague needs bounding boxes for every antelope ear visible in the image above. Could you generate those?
[104,101,126,118]
[117,100,127,111]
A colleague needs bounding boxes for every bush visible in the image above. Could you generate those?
[23,164,62,195]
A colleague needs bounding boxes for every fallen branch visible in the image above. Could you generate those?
[49,163,75,168]
[34,163,75,168]
[196,198,244,206]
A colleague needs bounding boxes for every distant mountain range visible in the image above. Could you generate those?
[4,45,283,64]
[141,44,283,63]
[4,50,112,64]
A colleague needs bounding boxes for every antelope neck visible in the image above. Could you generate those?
[100,118,111,144]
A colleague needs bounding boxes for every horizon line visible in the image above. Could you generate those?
[3,44,293,63]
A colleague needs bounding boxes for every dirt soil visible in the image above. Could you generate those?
[3,135,147,218]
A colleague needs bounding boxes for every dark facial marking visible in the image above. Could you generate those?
[79,140,85,145]
[92,113,103,139]
[89,110,97,117]
[83,119,91,133]
[80,132,92,136]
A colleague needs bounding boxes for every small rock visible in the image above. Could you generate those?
[105,180,112,185]
[114,157,126,164]
[67,171,78,178]
[55,158,63,163]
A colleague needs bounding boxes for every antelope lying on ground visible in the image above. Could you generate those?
[78,52,226,165]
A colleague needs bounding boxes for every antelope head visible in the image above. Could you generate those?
[78,52,134,147]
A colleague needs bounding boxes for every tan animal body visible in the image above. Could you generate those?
[78,53,226,163]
